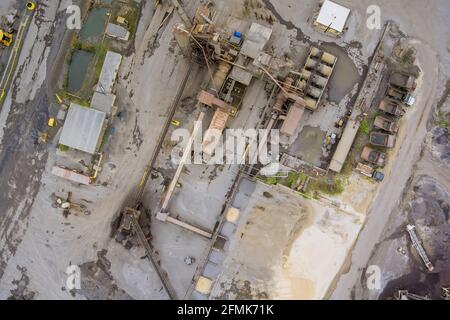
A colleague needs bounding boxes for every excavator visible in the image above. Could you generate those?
[0,2,35,47]
[0,29,13,47]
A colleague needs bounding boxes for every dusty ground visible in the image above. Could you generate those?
[209,181,362,300]
[0,0,449,300]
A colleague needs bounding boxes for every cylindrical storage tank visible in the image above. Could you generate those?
[321,52,336,66]
[301,68,311,80]
[210,61,231,93]
[305,57,317,69]
[310,47,320,58]
[307,86,322,99]
[312,75,328,88]
[318,64,333,77]
[304,97,317,110]
[297,79,307,91]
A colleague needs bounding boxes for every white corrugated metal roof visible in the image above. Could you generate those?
[59,103,106,154]
[96,51,122,94]
[91,92,116,114]
[316,0,350,33]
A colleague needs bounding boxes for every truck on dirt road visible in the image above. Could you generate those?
[356,162,385,181]
[361,146,386,166]
[387,86,415,106]
[373,115,399,133]
[378,98,405,117]
[370,131,397,148]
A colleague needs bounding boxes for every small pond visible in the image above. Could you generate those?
[79,7,109,41]
[67,50,94,93]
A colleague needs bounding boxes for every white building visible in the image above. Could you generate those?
[314,0,351,36]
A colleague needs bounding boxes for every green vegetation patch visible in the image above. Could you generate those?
[58,144,69,151]
[306,176,346,196]
[359,118,370,135]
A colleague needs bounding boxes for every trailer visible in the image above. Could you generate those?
[378,98,405,117]
[356,162,385,181]
[51,166,92,185]
[361,146,386,166]
[370,131,396,148]
[373,115,399,133]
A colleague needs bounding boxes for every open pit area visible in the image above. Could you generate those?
[0,0,449,302]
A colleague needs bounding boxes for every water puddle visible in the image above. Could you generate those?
[80,7,109,41]
[320,43,362,102]
[67,50,94,93]
[289,126,326,167]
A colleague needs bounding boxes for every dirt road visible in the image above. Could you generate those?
[331,41,446,299]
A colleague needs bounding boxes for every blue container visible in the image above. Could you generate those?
[233,31,242,38]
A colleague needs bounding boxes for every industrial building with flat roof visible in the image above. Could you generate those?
[59,103,107,154]
[313,0,350,36]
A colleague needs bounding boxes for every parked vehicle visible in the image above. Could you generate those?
[389,72,416,91]
[372,171,385,182]
[387,86,415,106]
[370,131,396,148]
[373,115,399,133]
[356,162,385,182]
[378,98,405,117]
[361,146,386,166]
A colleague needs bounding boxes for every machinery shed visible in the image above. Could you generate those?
[59,103,106,154]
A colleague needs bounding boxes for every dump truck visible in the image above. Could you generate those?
[387,86,415,106]
[370,131,396,148]
[389,72,416,91]
[378,98,405,117]
[373,115,399,133]
[361,146,386,166]
[356,162,385,181]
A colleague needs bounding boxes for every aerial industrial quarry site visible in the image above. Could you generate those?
[0,0,449,304]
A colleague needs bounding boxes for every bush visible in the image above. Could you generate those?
[359,119,370,135]
[58,144,69,151]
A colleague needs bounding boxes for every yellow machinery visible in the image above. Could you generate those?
[26,2,36,11]
[0,30,13,47]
